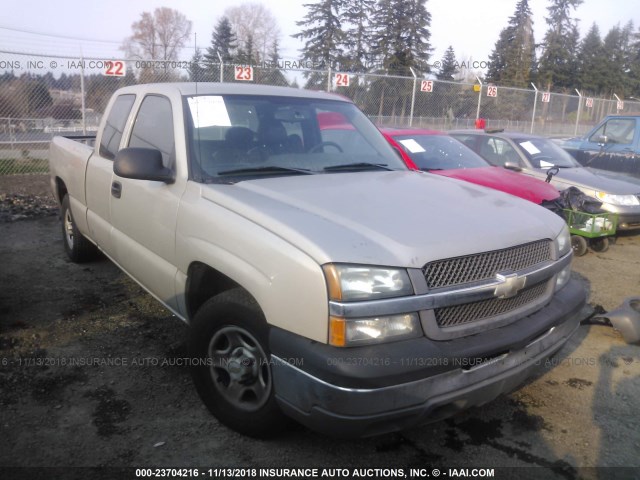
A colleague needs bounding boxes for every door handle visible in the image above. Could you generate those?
[111,181,122,198]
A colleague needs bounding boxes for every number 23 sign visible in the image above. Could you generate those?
[234,66,254,81]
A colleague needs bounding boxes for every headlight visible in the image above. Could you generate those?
[555,264,571,291]
[323,264,413,301]
[329,313,422,346]
[555,224,571,257]
[595,192,640,206]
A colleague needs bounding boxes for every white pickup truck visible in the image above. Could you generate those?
[49,83,585,438]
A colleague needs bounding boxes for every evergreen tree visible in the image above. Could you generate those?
[576,23,605,95]
[600,23,634,97]
[236,34,256,65]
[486,0,535,88]
[262,40,289,86]
[537,0,582,91]
[371,0,432,75]
[629,26,640,97]
[205,17,237,69]
[342,0,376,72]
[437,46,458,80]
[293,0,346,88]
[188,48,206,82]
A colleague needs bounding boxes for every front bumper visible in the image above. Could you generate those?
[270,279,585,437]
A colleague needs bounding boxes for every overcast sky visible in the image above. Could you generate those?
[1,0,638,74]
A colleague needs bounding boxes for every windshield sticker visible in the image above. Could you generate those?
[187,96,231,128]
[399,139,426,153]
[519,141,541,155]
[539,160,555,168]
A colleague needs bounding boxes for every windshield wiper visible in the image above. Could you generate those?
[218,166,314,177]
[323,162,393,172]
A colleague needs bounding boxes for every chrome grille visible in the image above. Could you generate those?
[423,240,552,289]
[435,280,551,328]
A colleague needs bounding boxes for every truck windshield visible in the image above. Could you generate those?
[185,94,405,182]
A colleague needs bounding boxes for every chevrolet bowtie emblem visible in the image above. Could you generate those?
[494,273,526,299]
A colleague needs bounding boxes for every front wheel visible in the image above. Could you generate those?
[188,288,288,437]
[61,194,97,263]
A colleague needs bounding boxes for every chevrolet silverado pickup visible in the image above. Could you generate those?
[49,83,585,438]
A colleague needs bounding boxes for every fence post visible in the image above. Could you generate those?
[216,51,223,82]
[475,76,483,122]
[409,67,417,127]
[574,89,583,136]
[327,66,332,92]
[530,83,538,134]
[80,54,86,135]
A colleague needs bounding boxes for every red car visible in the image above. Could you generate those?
[381,128,561,205]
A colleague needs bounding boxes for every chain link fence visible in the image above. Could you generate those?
[2,50,639,175]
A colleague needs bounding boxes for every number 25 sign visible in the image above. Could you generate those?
[234,66,254,81]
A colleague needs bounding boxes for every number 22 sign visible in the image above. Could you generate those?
[104,61,126,77]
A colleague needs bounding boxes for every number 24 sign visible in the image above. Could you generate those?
[234,66,254,81]
[335,73,350,87]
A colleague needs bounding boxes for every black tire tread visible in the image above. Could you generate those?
[61,195,98,263]
[188,288,289,438]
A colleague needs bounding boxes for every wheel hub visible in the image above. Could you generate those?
[227,347,258,383]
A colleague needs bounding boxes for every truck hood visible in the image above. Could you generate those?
[432,167,560,204]
[201,171,565,267]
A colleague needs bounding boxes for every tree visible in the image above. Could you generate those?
[204,17,237,68]
[122,7,192,61]
[576,23,606,95]
[235,34,257,65]
[600,22,635,97]
[260,40,289,86]
[224,3,280,64]
[293,0,346,88]
[370,0,432,76]
[536,0,582,91]
[188,48,206,82]
[437,46,459,81]
[341,0,376,72]
[486,0,535,88]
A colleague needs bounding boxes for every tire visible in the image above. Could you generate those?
[61,195,98,263]
[188,288,288,437]
[590,237,609,253]
[571,235,588,256]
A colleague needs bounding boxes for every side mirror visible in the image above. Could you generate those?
[503,161,522,172]
[114,148,175,183]
[597,135,608,146]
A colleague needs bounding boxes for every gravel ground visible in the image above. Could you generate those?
[0,175,639,480]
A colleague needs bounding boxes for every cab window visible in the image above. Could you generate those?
[99,94,135,160]
[128,95,175,168]
[589,118,635,145]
